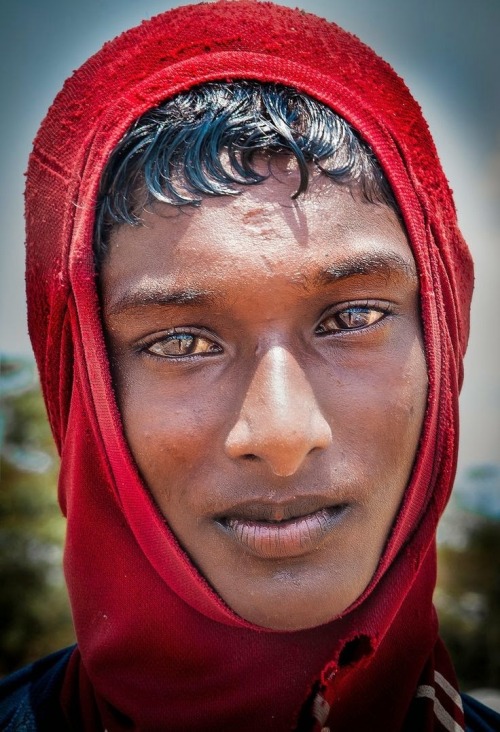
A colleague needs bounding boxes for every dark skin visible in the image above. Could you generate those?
[101,160,428,631]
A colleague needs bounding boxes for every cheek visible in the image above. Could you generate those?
[319,336,428,474]
[386,336,428,430]
[117,369,229,489]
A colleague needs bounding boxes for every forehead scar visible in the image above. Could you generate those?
[243,208,266,223]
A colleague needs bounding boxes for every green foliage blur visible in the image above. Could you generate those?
[436,463,500,690]
[1,354,499,694]
[437,515,500,690]
[0,355,75,676]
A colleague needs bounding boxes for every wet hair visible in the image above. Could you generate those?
[94,81,398,262]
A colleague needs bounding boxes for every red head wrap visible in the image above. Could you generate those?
[25,1,473,729]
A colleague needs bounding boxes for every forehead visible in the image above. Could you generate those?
[101,168,416,304]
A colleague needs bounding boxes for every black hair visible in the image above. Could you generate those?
[94,81,398,261]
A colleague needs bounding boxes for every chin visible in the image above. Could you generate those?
[220,571,372,632]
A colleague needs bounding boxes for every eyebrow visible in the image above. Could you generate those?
[314,251,417,286]
[106,286,216,317]
[106,250,418,317]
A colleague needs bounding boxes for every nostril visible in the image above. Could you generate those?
[242,454,258,461]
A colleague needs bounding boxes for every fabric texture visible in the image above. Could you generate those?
[0,646,74,731]
[2,651,500,732]
[25,1,474,730]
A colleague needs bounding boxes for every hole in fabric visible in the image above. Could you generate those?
[338,635,373,667]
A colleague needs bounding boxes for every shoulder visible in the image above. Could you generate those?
[462,692,500,732]
[0,646,75,731]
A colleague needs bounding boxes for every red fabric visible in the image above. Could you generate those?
[25,2,474,730]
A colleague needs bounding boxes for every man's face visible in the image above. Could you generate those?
[101,162,428,630]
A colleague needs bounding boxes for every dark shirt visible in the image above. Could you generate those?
[0,647,73,731]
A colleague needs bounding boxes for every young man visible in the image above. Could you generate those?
[1,1,499,730]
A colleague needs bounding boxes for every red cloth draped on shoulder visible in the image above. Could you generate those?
[25,2,473,729]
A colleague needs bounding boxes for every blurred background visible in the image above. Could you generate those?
[0,0,499,697]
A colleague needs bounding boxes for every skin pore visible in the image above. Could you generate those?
[100,160,428,631]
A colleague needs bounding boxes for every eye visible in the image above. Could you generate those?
[145,332,222,358]
[316,305,388,334]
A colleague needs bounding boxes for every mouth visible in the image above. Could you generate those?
[216,500,349,559]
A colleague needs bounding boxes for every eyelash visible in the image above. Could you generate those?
[139,327,223,361]
[139,301,393,360]
[315,300,393,337]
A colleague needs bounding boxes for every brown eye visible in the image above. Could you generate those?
[317,307,385,333]
[147,333,222,358]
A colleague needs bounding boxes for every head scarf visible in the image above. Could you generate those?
[25,2,474,730]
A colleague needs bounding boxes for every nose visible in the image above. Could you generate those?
[224,346,333,477]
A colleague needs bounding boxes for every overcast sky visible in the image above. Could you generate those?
[0,0,498,473]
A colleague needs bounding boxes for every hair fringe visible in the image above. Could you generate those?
[95,81,397,262]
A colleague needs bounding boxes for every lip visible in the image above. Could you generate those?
[218,503,349,559]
